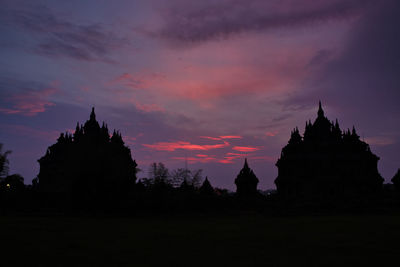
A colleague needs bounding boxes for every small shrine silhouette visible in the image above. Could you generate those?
[275,102,383,201]
[199,176,215,196]
[235,158,259,196]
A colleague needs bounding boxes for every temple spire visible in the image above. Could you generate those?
[90,107,96,121]
[318,101,324,118]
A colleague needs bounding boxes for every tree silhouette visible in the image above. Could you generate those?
[171,168,203,188]
[171,168,191,188]
[148,162,171,186]
[0,174,25,193]
[0,144,11,179]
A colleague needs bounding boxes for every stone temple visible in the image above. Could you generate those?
[37,108,137,203]
[275,102,383,201]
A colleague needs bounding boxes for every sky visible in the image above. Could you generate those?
[0,0,399,190]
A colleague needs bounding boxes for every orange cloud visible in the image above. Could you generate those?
[232,146,261,152]
[142,140,229,151]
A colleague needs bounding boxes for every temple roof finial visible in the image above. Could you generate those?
[318,101,324,118]
[90,107,96,121]
[244,158,249,169]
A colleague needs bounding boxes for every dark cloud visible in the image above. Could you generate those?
[154,0,372,45]
[282,0,400,179]
[289,0,400,122]
[0,3,127,62]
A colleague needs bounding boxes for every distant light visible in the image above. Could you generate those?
[6,184,10,188]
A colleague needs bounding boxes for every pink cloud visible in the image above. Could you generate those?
[123,136,137,146]
[232,146,261,152]
[173,152,244,164]
[364,136,395,146]
[156,66,282,101]
[142,140,229,151]
[226,152,246,156]
[265,131,278,137]
[200,135,242,141]
[218,151,248,164]
[218,159,234,164]
[111,72,166,90]
[220,135,242,139]
[200,136,222,141]
[0,86,57,116]
[173,156,217,164]
[111,60,306,105]
[135,103,165,113]
[112,94,165,113]
[1,124,59,141]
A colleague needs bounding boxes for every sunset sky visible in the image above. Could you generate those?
[0,0,399,190]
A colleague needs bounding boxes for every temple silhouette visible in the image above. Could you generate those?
[199,176,215,196]
[275,102,383,201]
[37,108,137,205]
[235,158,259,196]
[391,169,400,192]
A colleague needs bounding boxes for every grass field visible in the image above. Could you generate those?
[1,213,399,266]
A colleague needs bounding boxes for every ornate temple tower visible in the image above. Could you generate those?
[275,102,383,201]
[37,108,138,202]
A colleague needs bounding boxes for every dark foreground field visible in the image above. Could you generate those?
[1,214,399,266]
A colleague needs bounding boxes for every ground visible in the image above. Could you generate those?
[0,214,399,266]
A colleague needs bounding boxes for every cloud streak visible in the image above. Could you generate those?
[142,140,230,151]
[200,135,242,140]
[232,146,261,152]
[0,77,57,116]
[1,2,127,62]
[154,0,371,45]
[1,124,59,141]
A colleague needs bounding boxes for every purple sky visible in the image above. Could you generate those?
[0,0,399,190]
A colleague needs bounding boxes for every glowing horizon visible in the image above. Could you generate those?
[1,0,399,190]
